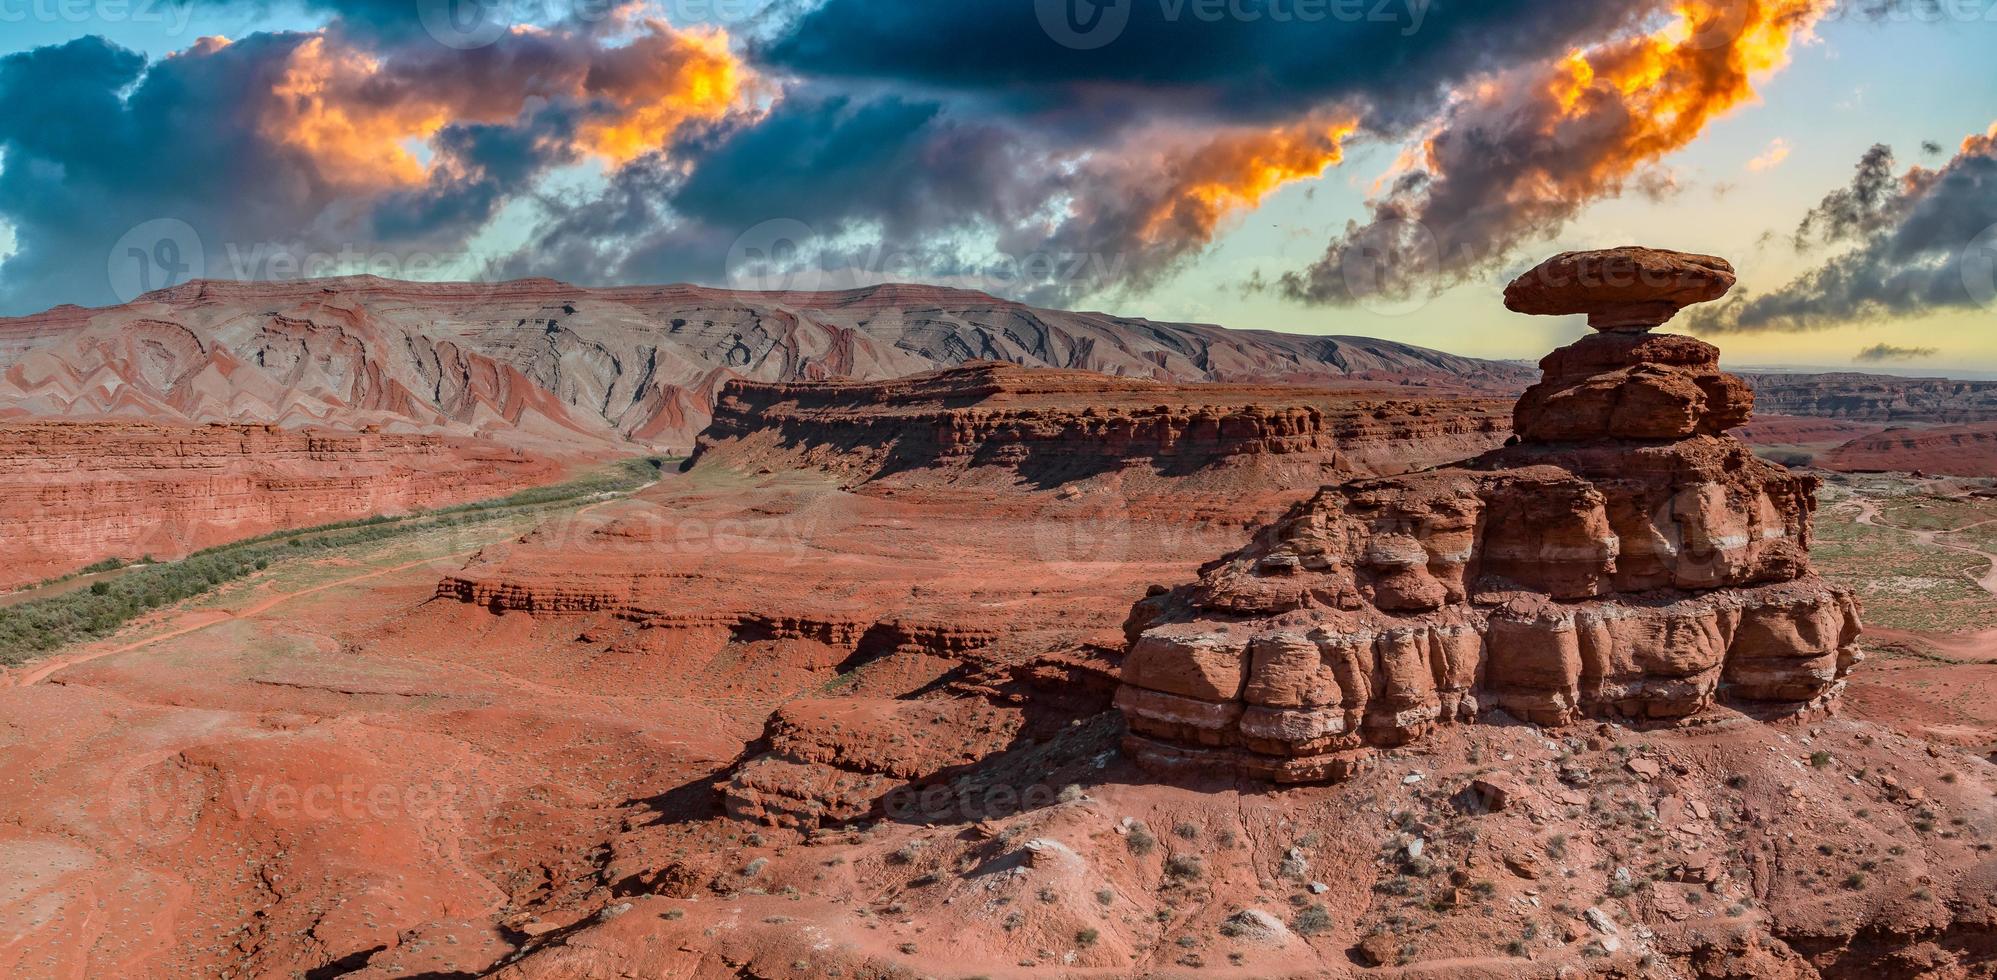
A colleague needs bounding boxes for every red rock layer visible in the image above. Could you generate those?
[0,276,1533,453]
[690,361,1511,507]
[1743,371,1997,424]
[1119,329,1863,783]
[0,420,563,588]
[1816,420,1997,477]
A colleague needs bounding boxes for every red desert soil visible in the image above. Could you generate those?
[3,272,1997,977]
[2,363,1491,977]
[0,419,567,589]
[0,381,1983,979]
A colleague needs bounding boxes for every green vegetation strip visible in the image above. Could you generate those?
[0,457,663,665]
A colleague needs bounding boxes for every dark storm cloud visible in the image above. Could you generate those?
[0,20,748,314]
[0,33,318,313]
[669,95,1049,239]
[0,0,1843,314]
[499,0,1680,303]
[1275,0,1828,307]
[515,85,1357,306]
[1855,343,1938,362]
[501,0,1779,307]
[1689,128,1997,333]
[1793,143,1898,247]
[759,0,1658,130]
[370,110,587,244]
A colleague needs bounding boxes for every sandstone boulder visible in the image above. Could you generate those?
[1503,246,1736,332]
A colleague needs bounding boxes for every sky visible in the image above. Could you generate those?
[0,0,1992,371]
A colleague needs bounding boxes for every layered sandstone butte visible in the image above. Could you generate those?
[1817,420,1997,476]
[691,361,1510,500]
[0,420,562,588]
[1743,371,1997,424]
[1118,248,1863,783]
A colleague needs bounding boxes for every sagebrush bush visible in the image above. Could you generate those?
[0,458,662,663]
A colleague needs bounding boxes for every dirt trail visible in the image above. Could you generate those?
[1851,496,1997,597]
[1848,495,1997,661]
[3,555,467,689]
[3,482,656,690]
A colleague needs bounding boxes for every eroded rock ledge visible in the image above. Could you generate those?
[1118,248,1864,783]
[689,361,1511,488]
[0,419,559,587]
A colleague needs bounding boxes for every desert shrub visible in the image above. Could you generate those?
[1164,855,1203,881]
[1126,822,1157,857]
[1292,904,1333,936]
[0,457,664,665]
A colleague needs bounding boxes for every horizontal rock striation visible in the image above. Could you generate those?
[0,277,1532,453]
[720,698,1024,827]
[1118,248,1864,783]
[1817,420,1997,476]
[689,361,1511,495]
[1742,372,1997,425]
[0,420,560,588]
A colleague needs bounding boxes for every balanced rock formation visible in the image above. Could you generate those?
[1118,248,1862,783]
[1501,246,1736,332]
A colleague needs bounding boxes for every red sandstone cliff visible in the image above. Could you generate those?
[1743,371,1997,425]
[688,362,1510,511]
[0,420,564,588]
